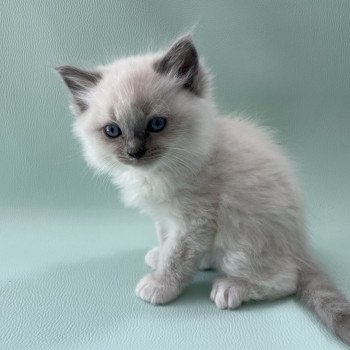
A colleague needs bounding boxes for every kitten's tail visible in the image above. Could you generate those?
[297,261,350,344]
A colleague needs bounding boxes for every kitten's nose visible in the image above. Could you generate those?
[127,148,146,159]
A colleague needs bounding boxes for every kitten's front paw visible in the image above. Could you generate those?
[144,246,160,269]
[135,274,180,305]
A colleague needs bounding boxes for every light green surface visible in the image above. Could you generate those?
[1,1,350,349]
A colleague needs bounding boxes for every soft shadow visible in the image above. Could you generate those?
[175,271,218,306]
[238,295,296,311]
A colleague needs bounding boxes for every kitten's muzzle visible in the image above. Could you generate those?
[125,137,146,159]
[127,148,146,159]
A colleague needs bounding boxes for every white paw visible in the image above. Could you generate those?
[210,277,247,309]
[135,274,180,304]
[144,247,160,269]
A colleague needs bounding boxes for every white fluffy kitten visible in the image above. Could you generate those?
[57,35,350,344]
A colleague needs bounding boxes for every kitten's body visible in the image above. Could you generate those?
[57,35,350,344]
[118,116,303,292]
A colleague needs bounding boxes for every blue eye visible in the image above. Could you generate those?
[104,124,122,138]
[148,116,167,132]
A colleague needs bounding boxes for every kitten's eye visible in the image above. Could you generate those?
[147,116,167,132]
[104,124,122,138]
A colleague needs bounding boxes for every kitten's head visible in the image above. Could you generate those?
[56,35,216,178]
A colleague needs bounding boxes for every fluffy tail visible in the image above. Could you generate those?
[297,262,350,345]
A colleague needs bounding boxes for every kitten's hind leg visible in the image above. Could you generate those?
[210,275,297,309]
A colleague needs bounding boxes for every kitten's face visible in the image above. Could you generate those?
[57,35,215,176]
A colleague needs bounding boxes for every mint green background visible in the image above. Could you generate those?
[1,1,349,349]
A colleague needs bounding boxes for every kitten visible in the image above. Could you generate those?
[56,35,350,344]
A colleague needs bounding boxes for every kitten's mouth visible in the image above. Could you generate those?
[119,155,158,167]
[116,148,163,168]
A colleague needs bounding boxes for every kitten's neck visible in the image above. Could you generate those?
[111,135,216,211]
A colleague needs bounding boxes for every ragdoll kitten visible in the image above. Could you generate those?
[56,35,350,344]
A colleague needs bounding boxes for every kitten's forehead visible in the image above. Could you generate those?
[98,55,173,117]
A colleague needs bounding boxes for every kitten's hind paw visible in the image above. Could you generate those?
[135,273,180,305]
[210,277,248,310]
[144,246,160,269]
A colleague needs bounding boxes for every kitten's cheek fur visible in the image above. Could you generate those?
[135,273,181,304]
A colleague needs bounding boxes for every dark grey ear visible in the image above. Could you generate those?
[55,65,102,113]
[154,35,206,96]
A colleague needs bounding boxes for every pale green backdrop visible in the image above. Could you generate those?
[1,1,349,349]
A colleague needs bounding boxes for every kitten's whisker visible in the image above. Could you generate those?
[167,153,196,175]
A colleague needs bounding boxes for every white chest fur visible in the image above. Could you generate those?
[112,169,177,217]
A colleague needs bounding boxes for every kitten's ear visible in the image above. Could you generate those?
[154,34,207,96]
[55,65,102,114]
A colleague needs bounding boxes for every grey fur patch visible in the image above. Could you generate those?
[154,35,204,96]
[335,313,350,344]
[55,65,102,112]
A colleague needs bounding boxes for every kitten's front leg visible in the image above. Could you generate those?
[136,219,215,304]
[144,222,168,269]
[144,246,160,269]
